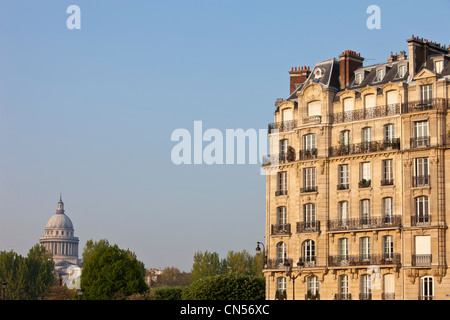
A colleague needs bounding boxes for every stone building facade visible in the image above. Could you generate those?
[262,35,450,300]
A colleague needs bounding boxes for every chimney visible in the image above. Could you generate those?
[387,52,398,62]
[407,35,449,75]
[339,50,364,89]
[289,66,311,94]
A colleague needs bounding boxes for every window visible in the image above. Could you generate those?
[304,204,316,226]
[277,172,287,195]
[414,158,429,186]
[398,65,407,78]
[340,130,350,146]
[282,108,293,122]
[303,167,317,192]
[338,164,349,189]
[361,274,372,300]
[435,60,444,74]
[307,276,319,299]
[362,127,372,144]
[383,235,394,260]
[420,276,434,300]
[413,121,429,147]
[360,237,371,260]
[383,274,395,300]
[360,199,371,224]
[355,73,364,85]
[376,69,385,82]
[420,85,433,103]
[303,134,316,152]
[343,97,354,112]
[338,238,349,259]
[387,91,397,105]
[279,139,288,161]
[276,277,287,300]
[384,124,395,142]
[382,197,394,222]
[339,201,349,222]
[276,242,287,265]
[360,162,371,187]
[415,196,430,225]
[364,94,375,109]
[382,159,394,185]
[339,275,350,299]
[277,206,287,227]
[302,240,316,264]
[307,101,321,117]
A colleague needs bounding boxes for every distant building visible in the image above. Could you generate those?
[40,196,81,286]
[262,35,450,300]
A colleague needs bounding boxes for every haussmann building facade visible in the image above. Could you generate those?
[261,35,450,300]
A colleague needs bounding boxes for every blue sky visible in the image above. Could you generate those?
[0,0,448,272]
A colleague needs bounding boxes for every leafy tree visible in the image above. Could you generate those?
[190,251,225,282]
[157,267,191,287]
[182,273,265,300]
[80,239,148,299]
[25,244,55,299]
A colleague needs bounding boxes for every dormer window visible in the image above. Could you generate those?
[376,69,385,82]
[435,60,444,74]
[355,73,364,85]
[314,68,323,80]
[398,65,407,78]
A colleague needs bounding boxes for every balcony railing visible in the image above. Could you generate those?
[360,293,372,300]
[412,254,432,267]
[334,293,352,300]
[262,152,296,166]
[300,185,317,193]
[271,224,291,235]
[328,253,401,267]
[331,104,400,124]
[265,258,292,270]
[410,136,430,148]
[411,214,431,226]
[275,190,288,196]
[297,221,321,233]
[337,183,349,190]
[402,98,448,114]
[329,138,400,157]
[299,148,318,160]
[268,120,297,134]
[298,256,317,268]
[412,175,430,187]
[302,115,322,125]
[327,215,402,231]
[381,179,394,186]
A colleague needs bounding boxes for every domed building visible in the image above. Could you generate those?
[40,196,80,266]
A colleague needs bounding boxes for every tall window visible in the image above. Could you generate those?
[339,275,349,299]
[277,206,287,227]
[415,196,430,225]
[435,60,444,74]
[384,124,395,142]
[382,159,394,185]
[307,101,321,117]
[398,65,407,78]
[361,274,372,300]
[420,85,433,103]
[413,120,429,147]
[383,235,394,260]
[414,157,429,186]
[384,274,395,300]
[302,240,316,264]
[362,127,372,153]
[360,237,371,260]
[276,277,287,300]
[303,204,316,226]
[338,164,349,189]
[355,73,364,85]
[340,130,350,146]
[360,199,371,224]
[277,171,287,195]
[338,238,349,259]
[343,97,354,112]
[303,167,316,192]
[307,276,319,299]
[360,162,371,187]
[303,134,317,159]
[420,276,434,300]
[279,139,288,161]
[382,197,394,222]
[339,201,349,222]
[376,69,385,82]
[276,242,287,264]
[364,94,375,110]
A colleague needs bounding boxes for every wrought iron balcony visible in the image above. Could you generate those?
[381,179,394,186]
[411,214,431,226]
[412,254,432,267]
[330,104,400,124]
[329,138,400,157]
[327,215,402,231]
[297,221,321,233]
[265,258,293,270]
[275,190,288,196]
[359,293,372,300]
[302,115,322,125]
[328,253,401,267]
[410,136,430,148]
[299,148,318,160]
[298,256,317,268]
[271,224,291,235]
[334,293,352,300]
[262,153,296,166]
[412,175,430,187]
[268,120,297,134]
[402,98,448,114]
[300,186,318,193]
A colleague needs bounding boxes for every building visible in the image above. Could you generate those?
[40,196,81,272]
[262,35,450,300]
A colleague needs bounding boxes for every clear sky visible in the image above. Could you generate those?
[0,0,448,272]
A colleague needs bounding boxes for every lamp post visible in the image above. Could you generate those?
[255,241,267,269]
[284,259,304,300]
[2,281,7,300]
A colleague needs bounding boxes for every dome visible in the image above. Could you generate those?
[46,213,74,230]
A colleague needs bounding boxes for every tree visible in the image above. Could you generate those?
[25,244,55,299]
[157,267,191,287]
[190,251,225,282]
[80,239,148,300]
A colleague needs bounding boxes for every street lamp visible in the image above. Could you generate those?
[256,241,267,268]
[284,259,304,300]
[2,281,7,300]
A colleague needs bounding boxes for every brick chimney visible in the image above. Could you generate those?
[339,50,364,89]
[289,66,311,94]
[407,35,449,75]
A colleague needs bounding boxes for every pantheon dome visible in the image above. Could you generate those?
[40,196,80,266]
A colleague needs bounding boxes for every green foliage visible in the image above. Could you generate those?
[151,286,186,300]
[190,251,225,283]
[0,244,55,300]
[182,273,265,300]
[80,239,148,300]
